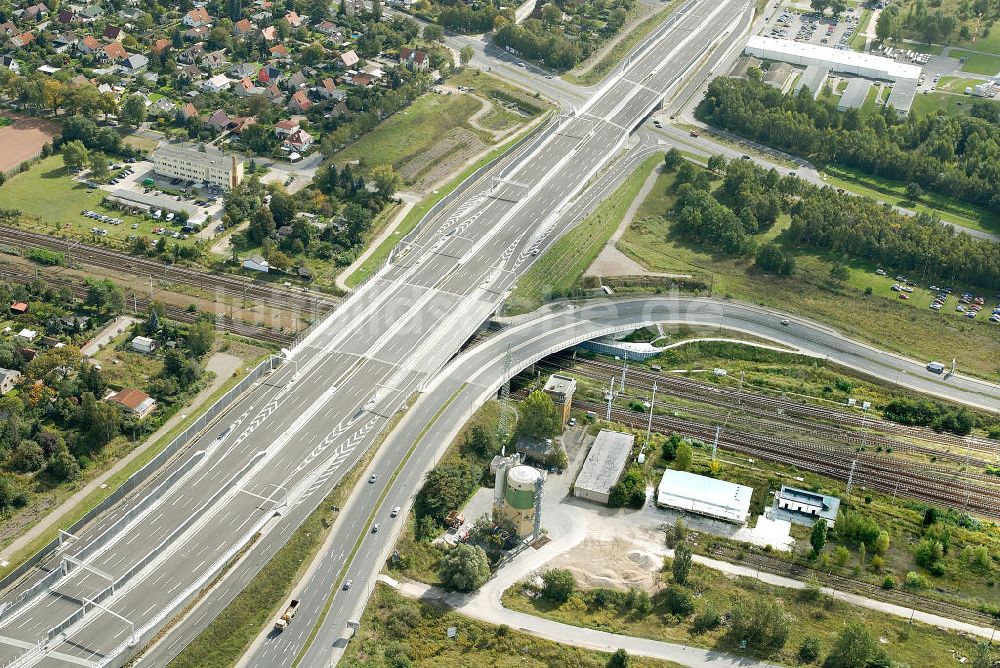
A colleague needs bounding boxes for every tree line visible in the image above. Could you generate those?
[696,74,1000,214]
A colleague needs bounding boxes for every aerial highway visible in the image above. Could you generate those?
[0,0,754,665]
[244,296,1000,667]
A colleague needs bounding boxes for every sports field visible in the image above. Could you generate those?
[0,115,60,173]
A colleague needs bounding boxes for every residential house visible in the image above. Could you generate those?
[233,77,260,97]
[183,7,212,27]
[179,63,203,81]
[229,62,257,79]
[51,33,77,53]
[201,49,228,70]
[120,54,148,74]
[36,64,61,75]
[275,119,299,137]
[289,89,312,111]
[56,10,79,25]
[399,47,428,71]
[0,368,21,395]
[178,43,205,64]
[337,49,359,68]
[341,0,364,15]
[22,3,49,22]
[228,116,256,134]
[203,73,232,92]
[283,10,302,28]
[150,97,176,115]
[185,25,211,41]
[260,25,276,41]
[206,108,231,131]
[8,32,35,48]
[152,38,170,55]
[264,83,284,103]
[351,73,373,87]
[0,55,18,73]
[232,18,253,37]
[79,4,104,21]
[131,335,156,353]
[180,102,199,120]
[269,43,290,60]
[286,70,308,89]
[243,255,270,272]
[315,77,346,100]
[0,22,15,37]
[283,128,312,151]
[103,25,124,40]
[315,20,338,35]
[77,35,101,55]
[9,302,27,315]
[101,41,128,64]
[108,387,157,418]
[257,64,281,84]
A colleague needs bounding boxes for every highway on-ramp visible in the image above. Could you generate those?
[0,0,752,665]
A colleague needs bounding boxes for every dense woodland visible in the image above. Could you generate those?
[662,150,1000,290]
[695,74,1000,214]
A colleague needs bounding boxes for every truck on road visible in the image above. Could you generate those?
[275,599,300,631]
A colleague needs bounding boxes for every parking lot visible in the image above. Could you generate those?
[765,7,864,49]
[874,268,1000,324]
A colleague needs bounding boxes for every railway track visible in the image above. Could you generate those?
[548,353,1000,461]
[0,226,339,315]
[0,264,295,345]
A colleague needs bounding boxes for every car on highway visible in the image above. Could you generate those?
[390,506,401,518]
[371,523,380,533]
[343,580,352,590]
[780,319,790,326]
[368,473,379,483]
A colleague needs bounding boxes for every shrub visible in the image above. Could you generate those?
[798,635,821,663]
[690,607,721,634]
[905,571,928,589]
[541,568,575,604]
[882,575,896,589]
[727,596,789,654]
[664,585,695,617]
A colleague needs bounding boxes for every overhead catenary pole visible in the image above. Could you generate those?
[643,381,657,452]
[606,376,615,421]
[620,349,628,394]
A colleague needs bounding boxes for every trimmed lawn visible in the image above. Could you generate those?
[505,153,662,314]
[935,76,983,93]
[122,133,161,153]
[0,155,198,249]
[616,167,1000,379]
[333,92,487,170]
[952,49,1000,75]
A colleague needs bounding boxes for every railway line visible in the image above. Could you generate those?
[0,264,295,345]
[0,225,339,315]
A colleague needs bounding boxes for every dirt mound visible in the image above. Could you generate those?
[548,537,662,592]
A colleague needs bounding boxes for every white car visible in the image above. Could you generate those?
[390,506,401,518]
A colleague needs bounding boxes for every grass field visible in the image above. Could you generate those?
[122,133,161,153]
[935,76,983,93]
[449,69,552,129]
[503,559,987,668]
[848,8,871,51]
[819,163,1000,236]
[504,153,662,314]
[343,585,682,668]
[616,167,1000,379]
[0,155,198,249]
[952,50,1000,75]
[564,0,685,86]
[333,93,488,171]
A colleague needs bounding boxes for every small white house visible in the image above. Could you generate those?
[131,335,156,354]
[0,368,21,394]
[203,74,232,93]
[243,255,270,272]
[16,328,37,344]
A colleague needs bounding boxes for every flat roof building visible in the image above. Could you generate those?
[543,374,576,424]
[886,79,917,117]
[745,36,922,81]
[763,62,796,92]
[774,486,840,528]
[837,78,873,111]
[794,64,829,99]
[656,469,753,524]
[574,429,634,505]
[151,142,243,190]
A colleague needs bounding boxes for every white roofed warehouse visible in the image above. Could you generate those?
[574,429,634,505]
[744,36,922,81]
[656,469,753,524]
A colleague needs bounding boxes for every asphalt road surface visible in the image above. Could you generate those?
[0,0,753,665]
[254,296,1000,668]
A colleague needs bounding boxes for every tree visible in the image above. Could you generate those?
[905,181,923,202]
[89,152,110,181]
[460,45,475,67]
[47,444,81,481]
[186,318,215,357]
[62,140,89,172]
[672,540,692,584]
[370,164,403,198]
[27,346,82,381]
[268,189,297,226]
[541,2,561,24]
[85,279,124,314]
[825,621,883,668]
[463,424,498,458]
[875,7,896,42]
[10,440,45,472]
[371,0,382,18]
[517,390,561,439]
[664,584,695,616]
[755,242,795,276]
[416,459,478,523]
[439,543,490,591]
[663,148,684,171]
[706,154,727,173]
[422,24,444,42]
[607,649,630,668]
[810,518,827,557]
[972,641,993,668]
[0,474,28,512]
[727,596,789,654]
[120,94,148,128]
[541,568,575,603]
[674,440,692,471]
[828,263,850,284]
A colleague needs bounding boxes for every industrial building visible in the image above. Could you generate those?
[744,36,922,81]
[503,465,543,537]
[773,486,840,528]
[151,142,244,190]
[656,469,753,524]
[837,78,873,111]
[574,429,634,505]
[543,374,576,424]
[763,62,796,92]
[886,80,917,116]
[794,64,829,99]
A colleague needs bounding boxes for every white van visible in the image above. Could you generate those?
[926,361,945,374]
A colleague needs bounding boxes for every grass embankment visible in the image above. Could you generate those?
[344,118,552,288]
[848,9,872,51]
[0,156,199,248]
[504,153,662,314]
[449,69,552,130]
[343,584,682,668]
[0,352,267,583]
[820,163,1000,236]
[166,408,408,668]
[565,0,685,87]
[616,167,1000,379]
[503,559,989,668]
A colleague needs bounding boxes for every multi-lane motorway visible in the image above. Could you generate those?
[0,0,754,665]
